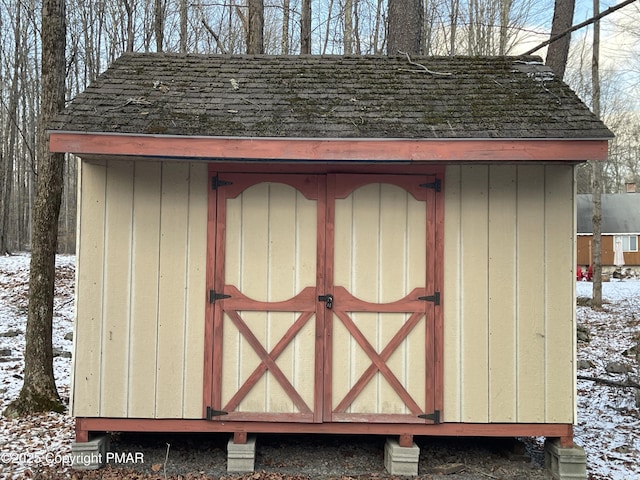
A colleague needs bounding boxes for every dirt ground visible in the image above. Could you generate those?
[31,433,550,479]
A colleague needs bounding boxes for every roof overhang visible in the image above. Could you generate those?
[49,131,610,163]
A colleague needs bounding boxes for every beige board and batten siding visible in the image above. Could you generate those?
[443,164,576,424]
[72,159,207,418]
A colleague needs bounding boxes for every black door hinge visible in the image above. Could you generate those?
[418,410,441,424]
[420,179,441,192]
[209,289,231,303]
[211,176,233,190]
[206,406,228,420]
[418,292,440,305]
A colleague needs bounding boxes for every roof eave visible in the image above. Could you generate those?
[49,131,611,163]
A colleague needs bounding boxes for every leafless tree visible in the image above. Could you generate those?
[546,0,575,79]
[387,0,423,54]
[591,0,603,308]
[301,0,311,53]
[344,0,354,54]
[154,0,166,51]
[247,0,264,53]
[281,0,290,53]
[179,0,188,52]
[4,0,66,417]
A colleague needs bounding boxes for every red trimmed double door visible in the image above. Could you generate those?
[205,171,442,425]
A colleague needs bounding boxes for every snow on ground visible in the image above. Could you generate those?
[0,254,638,479]
[575,280,640,479]
[0,253,75,478]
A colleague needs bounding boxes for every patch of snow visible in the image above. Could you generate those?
[0,253,75,478]
[575,279,640,479]
[0,255,638,478]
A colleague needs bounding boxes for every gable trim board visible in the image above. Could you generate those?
[50,132,608,163]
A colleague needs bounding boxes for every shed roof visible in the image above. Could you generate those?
[51,54,613,140]
[577,194,640,234]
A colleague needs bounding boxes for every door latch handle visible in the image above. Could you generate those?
[318,294,333,309]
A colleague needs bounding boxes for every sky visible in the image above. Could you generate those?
[570,0,639,109]
[512,0,640,113]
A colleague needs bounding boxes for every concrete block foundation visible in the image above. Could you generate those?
[227,435,257,472]
[384,438,420,476]
[544,439,587,480]
[71,434,110,470]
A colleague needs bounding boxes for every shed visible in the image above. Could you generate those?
[577,193,640,273]
[50,54,612,476]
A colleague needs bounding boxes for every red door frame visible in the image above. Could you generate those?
[203,164,445,425]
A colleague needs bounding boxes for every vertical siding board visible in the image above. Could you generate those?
[352,185,380,303]
[332,192,353,411]
[100,161,134,417]
[183,163,208,418]
[488,166,517,422]
[241,183,270,301]
[349,186,379,413]
[267,185,297,412]
[239,184,270,411]
[128,162,161,418]
[460,165,489,423]
[443,165,462,422]
[544,165,575,423]
[155,163,190,418]
[379,184,408,302]
[295,190,318,411]
[73,160,107,417]
[516,166,546,422]
[380,185,408,413]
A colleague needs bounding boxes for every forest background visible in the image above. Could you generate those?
[0,0,638,255]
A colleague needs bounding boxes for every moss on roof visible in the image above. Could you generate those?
[51,54,613,139]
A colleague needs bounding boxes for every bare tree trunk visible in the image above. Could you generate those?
[124,0,135,52]
[344,0,353,54]
[281,0,290,54]
[387,0,423,55]
[247,0,264,54]
[301,0,311,54]
[449,0,460,55]
[546,0,575,79]
[154,0,165,52]
[498,0,513,55]
[4,0,66,417]
[179,0,188,53]
[353,0,361,54]
[321,0,334,54]
[373,0,383,53]
[591,0,602,309]
[0,4,21,254]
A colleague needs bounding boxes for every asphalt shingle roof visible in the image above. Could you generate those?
[577,194,640,234]
[51,53,613,139]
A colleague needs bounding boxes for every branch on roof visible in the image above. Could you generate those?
[523,0,638,56]
[397,51,453,76]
